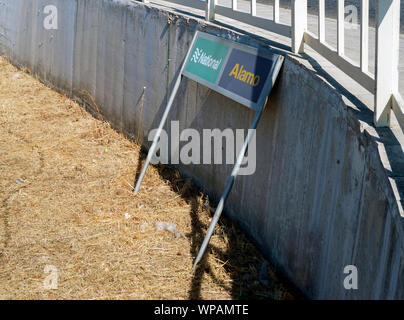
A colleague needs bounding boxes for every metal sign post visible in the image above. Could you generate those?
[133,31,284,268]
[133,73,183,195]
[133,33,199,195]
[193,102,266,270]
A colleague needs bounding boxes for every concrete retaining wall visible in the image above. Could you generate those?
[1,0,404,299]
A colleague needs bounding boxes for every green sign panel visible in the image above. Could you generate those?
[182,32,284,111]
[184,37,229,84]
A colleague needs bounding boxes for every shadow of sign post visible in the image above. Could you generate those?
[133,31,284,269]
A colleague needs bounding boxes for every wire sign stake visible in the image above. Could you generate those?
[133,31,284,269]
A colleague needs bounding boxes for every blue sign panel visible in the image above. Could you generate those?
[218,49,274,104]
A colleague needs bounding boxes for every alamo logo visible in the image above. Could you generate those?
[228,63,260,87]
[191,48,222,70]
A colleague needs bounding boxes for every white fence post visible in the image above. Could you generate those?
[374,0,400,127]
[292,0,307,54]
[360,0,369,73]
[251,0,256,17]
[206,0,216,21]
[337,0,345,56]
[318,0,325,43]
[232,0,237,11]
[273,0,280,23]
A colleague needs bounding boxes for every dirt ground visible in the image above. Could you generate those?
[0,56,299,300]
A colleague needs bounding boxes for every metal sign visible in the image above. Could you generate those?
[182,32,284,111]
[133,31,284,270]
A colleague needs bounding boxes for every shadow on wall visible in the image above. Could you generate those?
[301,52,404,205]
[133,150,305,300]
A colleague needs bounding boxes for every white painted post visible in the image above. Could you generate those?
[232,0,237,11]
[251,0,256,17]
[374,0,400,127]
[273,0,280,23]
[360,0,369,72]
[292,0,307,54]
[206,0,216,21]
[337,0,345,56]
[318,0,325,43]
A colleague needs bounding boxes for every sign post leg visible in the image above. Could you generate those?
[133,75,182,195]
[193,103,266,270]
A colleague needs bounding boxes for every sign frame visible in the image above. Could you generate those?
[133,31,284,269]
[181,31,284,111]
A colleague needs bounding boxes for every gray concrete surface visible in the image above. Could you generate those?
[1,0,404,299]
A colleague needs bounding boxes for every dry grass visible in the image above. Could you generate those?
[0,56,298,300]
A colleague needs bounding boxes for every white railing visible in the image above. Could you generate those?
[149,0,403,132]
[304,0,374,93]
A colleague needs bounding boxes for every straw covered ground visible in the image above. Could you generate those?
[0,56,299,300]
